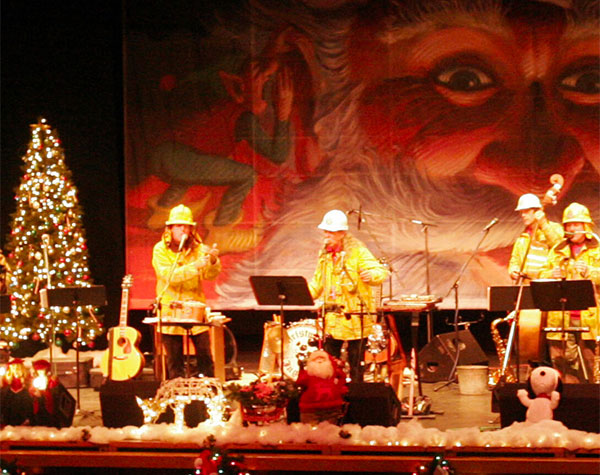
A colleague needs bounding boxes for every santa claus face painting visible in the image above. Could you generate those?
[348,0,599,197]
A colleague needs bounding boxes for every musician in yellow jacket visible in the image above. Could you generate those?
[152,204,221,378]
[506,194,563,363]
[540,203,600,383]
[508,193,563,282]
[309,210,388,381]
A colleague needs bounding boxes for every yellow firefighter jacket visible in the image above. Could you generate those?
[508,220,563,281]
[539,235,600,340]
[152,232,221,336]
[309,233,388,340]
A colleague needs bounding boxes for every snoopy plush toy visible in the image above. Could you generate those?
[517,366,562,423]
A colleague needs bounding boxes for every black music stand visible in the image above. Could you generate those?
[249,276,314,379]
[0,294,10,314]
[531,279,596,380]
[41,286,107,412]
[487,286,535,312]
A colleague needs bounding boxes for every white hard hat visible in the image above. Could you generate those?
[515,194,542,211]
[318,209,348,231]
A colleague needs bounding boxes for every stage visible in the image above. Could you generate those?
[2,360,600,474]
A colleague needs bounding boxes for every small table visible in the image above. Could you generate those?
[378,297,441,397]
[143,316,231,382]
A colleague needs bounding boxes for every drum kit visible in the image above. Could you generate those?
[258,318,320,380]
[258,311,403,382]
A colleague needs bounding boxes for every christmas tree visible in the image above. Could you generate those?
[2,119,104,350]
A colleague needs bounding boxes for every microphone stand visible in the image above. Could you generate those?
[350,208,407,300]
[434,224,494,391]
[409,219,436,341]
[154,242,186,381]
[500,221,539,385]
[41,236,55,374]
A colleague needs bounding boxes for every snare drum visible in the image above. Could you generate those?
[170,300,206,321]
[283,319,319,380]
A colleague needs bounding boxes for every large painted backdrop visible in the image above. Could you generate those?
[125,0,599,309]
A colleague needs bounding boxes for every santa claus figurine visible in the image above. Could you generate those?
[296,349,348,425]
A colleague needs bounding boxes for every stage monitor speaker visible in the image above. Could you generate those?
[418,329,488,383]
[494,383,600,433]
[100,380,209,428]
[343,382,401,427]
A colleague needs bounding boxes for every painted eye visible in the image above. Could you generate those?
[435,66,494,92]
[560,68,599,94]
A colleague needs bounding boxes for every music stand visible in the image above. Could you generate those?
[530,279,596,312]
[249,276,314,379]
[487,286,536,312]
[41,286,107,412]
[531,279,596,380]
[0,294,10,314]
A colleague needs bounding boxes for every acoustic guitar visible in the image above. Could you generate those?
[100,275,145,380]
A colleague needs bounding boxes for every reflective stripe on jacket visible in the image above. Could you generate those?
[508,220,563,281]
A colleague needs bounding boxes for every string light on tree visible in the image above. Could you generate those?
[2,119,104,349]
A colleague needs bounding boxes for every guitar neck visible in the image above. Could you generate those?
[119,288,130,327]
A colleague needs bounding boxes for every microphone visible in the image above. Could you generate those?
[483,218,499,232]
[178,233,188,252]
[347,206,366,230]
[410,219,438,227]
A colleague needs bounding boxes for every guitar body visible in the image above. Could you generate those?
[100,275,145,381]
[101,326,145,381]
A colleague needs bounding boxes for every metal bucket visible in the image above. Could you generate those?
[456,365,489,395]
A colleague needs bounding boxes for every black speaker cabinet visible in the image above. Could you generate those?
[100,380,208,427]
[418,329,488,382]
[494,383,600,433]
[343,382,401,427]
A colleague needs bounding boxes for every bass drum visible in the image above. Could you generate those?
[283,319,319,380]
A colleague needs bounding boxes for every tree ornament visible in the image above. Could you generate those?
[64,329,72,337]
[32,333,41,341]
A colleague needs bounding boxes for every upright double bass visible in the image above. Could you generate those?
[493,174,565,385]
